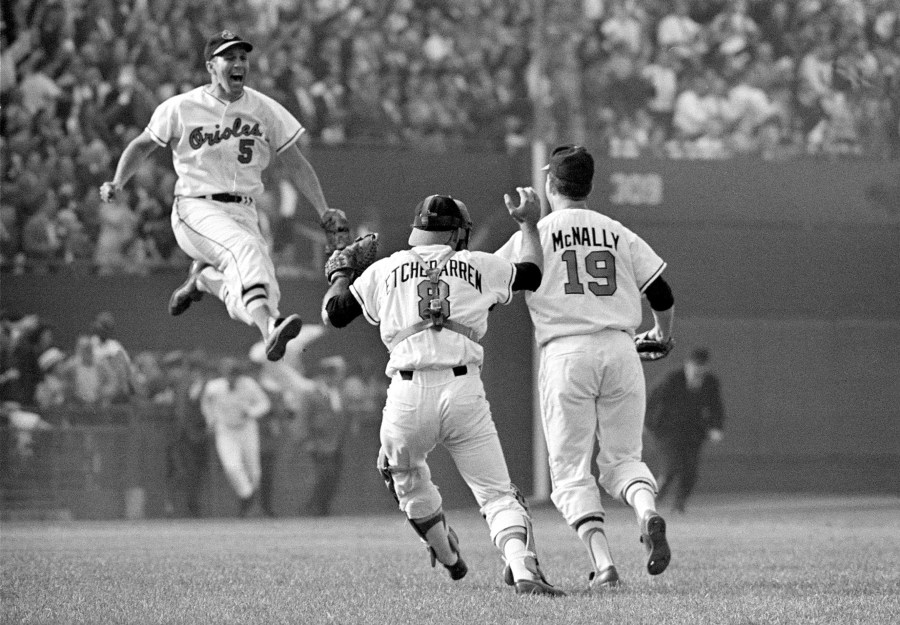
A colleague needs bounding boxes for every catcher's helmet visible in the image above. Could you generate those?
[410,194,472,250]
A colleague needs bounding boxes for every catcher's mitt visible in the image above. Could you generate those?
[325,233,379,284]
[320,208,353,255]
[634,331,675,362]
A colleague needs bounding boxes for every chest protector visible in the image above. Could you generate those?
[386,249,480,352]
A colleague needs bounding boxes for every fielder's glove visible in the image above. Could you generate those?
[320,208,353,255]
[634,331,674,361]
[324,233,379,284]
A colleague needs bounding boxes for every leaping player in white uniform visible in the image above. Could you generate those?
[321,193,565,596]
[496,145,675,590]
[100,31,343,361]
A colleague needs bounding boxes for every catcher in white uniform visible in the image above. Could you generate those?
[496,145,676,589]
[100,31,351,361]
[200,357,271,516]
[321,193,564,596]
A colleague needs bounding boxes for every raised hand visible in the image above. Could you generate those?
[503,186,541,225]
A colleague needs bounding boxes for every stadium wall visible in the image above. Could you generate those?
[3,150,899,518]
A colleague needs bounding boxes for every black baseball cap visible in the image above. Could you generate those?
[542,145,595,186]
[410,195,471,232]
[204,30,253,61]
[409,194,472,246]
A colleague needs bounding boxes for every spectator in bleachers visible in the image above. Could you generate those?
[165,349,212,518]
[707,0,761,74]
[725,65,782,154]
[66,334,111,408]
[601,0,650,57]
[809,90,864,155]
[642,46,681,137]
[21,190,62,268]
[89,312,136,405]
[2,315,53,408]
[0,314,18,397]
[671,70,712,145]
[656,0,708,63]
[608,113,650,158]
[302,355,352,517]
[132,351,171,404]
[0,203,20,269]
[34,346,68,411]
[796,39,836,143]
[92,187,140,276]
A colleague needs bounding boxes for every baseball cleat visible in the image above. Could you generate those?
[429,526,467,581]
[168,260,207,316]
[640,513,671,575]
[265,314,303,361]
[588,565,621,590]
[504,555,566,597]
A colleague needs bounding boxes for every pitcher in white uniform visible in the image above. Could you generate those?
[322,193,564,596]
[497,145,676,589]
[100,31,337,361]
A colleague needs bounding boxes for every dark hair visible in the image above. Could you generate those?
[548,174,592,201]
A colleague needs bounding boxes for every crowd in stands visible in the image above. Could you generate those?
[0,308,388,517]
[2,0,899,272]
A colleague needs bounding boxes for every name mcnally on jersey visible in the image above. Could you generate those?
[189,118,264,149]
[385,258,483,292]
[552,227,620,252]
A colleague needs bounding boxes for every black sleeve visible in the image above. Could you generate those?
[512,262,542,292]
[644,275,674,311]
[324,290,363,328]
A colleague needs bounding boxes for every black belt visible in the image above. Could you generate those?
[399,365,468,381]
[199,193,248,203]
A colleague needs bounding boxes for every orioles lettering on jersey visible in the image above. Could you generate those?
[385,259,483,293]
[551,227,620,252]
[189,118,263,149]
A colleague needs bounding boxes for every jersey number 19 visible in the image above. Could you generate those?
[561,249,617,296]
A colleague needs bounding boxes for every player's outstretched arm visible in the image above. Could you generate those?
[321,275,362,328]
[99,131,159,202]
[503,186,543,272]
[279,144,330,217]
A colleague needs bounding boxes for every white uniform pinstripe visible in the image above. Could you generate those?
[147,86,304,324]
[349,244,535,542]
[497,208,666,524]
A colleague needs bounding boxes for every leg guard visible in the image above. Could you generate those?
[410,510,468,581]
[377,449,400,504]
[490,487,564,596]
[379,451,466,580]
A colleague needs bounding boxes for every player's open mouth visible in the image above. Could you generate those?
[230,74,244,86]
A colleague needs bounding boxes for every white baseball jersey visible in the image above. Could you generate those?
[497,206,665,524]
[201,375,271,499]
[201,375,271,431]
[350,244,517,376]
[496,208,666,346]
[146,86,303,199]
[348,243,536,545]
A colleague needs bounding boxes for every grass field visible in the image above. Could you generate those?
[1,494,898,625]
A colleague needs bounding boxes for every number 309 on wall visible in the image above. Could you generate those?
[609,172,663,206]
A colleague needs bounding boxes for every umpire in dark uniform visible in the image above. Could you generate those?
[645,347,725,513]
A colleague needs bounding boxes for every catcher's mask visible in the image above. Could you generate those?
[409,194,472,250]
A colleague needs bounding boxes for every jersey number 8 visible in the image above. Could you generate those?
[417,279,450,319]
